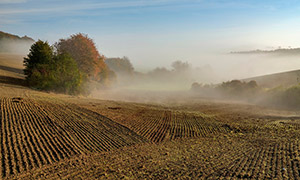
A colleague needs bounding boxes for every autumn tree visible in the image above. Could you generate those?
[56,33,115,84]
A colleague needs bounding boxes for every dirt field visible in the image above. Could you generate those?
[1,53,300,179]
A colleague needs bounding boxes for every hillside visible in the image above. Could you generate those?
[231,48,300,56]
[243,69,300,88]
[0,31,34,54]
[0,31,34,42]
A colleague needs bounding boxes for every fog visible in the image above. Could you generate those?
[204,53,300,82]
[112,52,300,90]
[91,52,300,106]
[0,38,33,55]
[1,33,299,108]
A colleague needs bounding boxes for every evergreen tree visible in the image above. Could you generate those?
[24,40,53,80]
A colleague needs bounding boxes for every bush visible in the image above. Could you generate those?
[217,80,258,98]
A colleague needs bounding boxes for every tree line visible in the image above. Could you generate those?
[24,33,118,94]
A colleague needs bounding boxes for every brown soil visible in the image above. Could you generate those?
[1,53,300,179]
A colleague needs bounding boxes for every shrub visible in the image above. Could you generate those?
[217,80,259,98]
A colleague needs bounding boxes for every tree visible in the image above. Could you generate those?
[105,57,134,75]
[56,33,114,83]
[171,61,190,72]
[217,80,259,98]
[24,40,53,80]
[24,40,84,94]
[51,53,84,94]
[24,40,54,88]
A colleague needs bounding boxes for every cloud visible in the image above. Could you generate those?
[0,18,20,24]
[0,0,26,4]
[0,0,178,15]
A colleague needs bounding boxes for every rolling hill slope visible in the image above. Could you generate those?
[243,69,300,88]
[0,31,34,54]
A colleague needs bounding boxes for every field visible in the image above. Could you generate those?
[1,53,300,179]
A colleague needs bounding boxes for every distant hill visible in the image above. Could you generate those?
[0,31,34,42]
[0,31,34,54]
[231,48,300,56]
[243,69,300,88]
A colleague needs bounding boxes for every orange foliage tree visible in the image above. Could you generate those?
[56,33,115,84]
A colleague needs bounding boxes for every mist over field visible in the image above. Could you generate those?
[0,38,33,54]
[2,31,300,109]
[1,0,300,107]
[0,31,34,54]
[99,53,300,89]
[84,51,300,107]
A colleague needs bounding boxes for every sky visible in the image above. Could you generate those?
[1,0,300,75]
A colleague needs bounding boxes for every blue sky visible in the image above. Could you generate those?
[1,0,300,71]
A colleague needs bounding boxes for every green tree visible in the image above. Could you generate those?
[24,40,53,80]
[24,40,84,94]
[51,53,84,94]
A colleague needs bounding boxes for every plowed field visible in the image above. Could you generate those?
[1,53,300,179]
[0,97,147,178]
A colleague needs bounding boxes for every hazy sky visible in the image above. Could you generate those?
[1,0,300,73]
